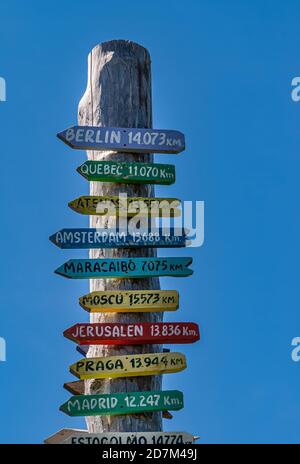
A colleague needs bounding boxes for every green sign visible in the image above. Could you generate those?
[60,390,183,417]
[77,160,176,185]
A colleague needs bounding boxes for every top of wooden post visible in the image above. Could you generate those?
[90,39,151,60]
[78,39,152,130]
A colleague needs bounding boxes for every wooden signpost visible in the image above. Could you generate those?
[68,195,181,217]
[57,126,185,154]
[60,390,184,417]
[49,228,187,249]
[77,160,176,185]
[69,352,186,380]
[47,41,200,439]
[55,257,193,279]
[79,289,179,313]
[44,429,198,445]
[63,322,200,345]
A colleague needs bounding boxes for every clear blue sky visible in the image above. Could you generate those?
[0,0,299,444]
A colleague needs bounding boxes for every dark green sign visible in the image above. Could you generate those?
[77,161,176,185]
[60,390,183,417]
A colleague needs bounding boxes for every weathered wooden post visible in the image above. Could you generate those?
[78,40,162,433]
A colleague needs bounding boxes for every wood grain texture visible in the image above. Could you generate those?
[78,40,163,433]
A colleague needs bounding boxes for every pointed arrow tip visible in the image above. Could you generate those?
[68,200,76,211]
[56,130,64,141]
[79,300,89,312]
[63,325,78,342]
[76,165,88,180]
[63,328,70,338]
[49,232,62,246]
[54,266,66,277]
[59,403,70,416]
[69,366,78,378]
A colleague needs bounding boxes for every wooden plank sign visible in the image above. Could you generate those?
[54,257,193,279]
[77,160,176,185]
[57,126,185,154]
[44,429,198,445]
[63,322,200,345]
[70,352,186,380]
[60,390,184,417]
[75,345,171,356]
[64,380,84,396]
[68,196,181,217]
[62,381,173,420]
[79,289,179,313]
[49,228,187,249]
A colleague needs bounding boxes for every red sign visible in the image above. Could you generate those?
[63,322,200,346]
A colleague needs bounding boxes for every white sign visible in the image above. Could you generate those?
[45,429,198,445]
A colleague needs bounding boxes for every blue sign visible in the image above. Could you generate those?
[57,126,185,154]
[76,345,89,357]
[54,257,193,279]
[49,228,187,249]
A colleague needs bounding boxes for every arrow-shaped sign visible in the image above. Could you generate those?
[79,289,179,313]
[68,196,181,217]
[60,390,184,417]
[76,345,89,357]
[54,257,193,279]
[69,352,186,380]
[63,322,200,345]
[57,126,185,154]
[44,429,199,445]
[75,345,171,356]
[77,160,176,185]
[62,381,173,420]
[49,228,187,249]
[64,380,84,396]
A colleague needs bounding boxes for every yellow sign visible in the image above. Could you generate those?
[79,290,179,313]
[70,352,186,380]
[68,196,181,217]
